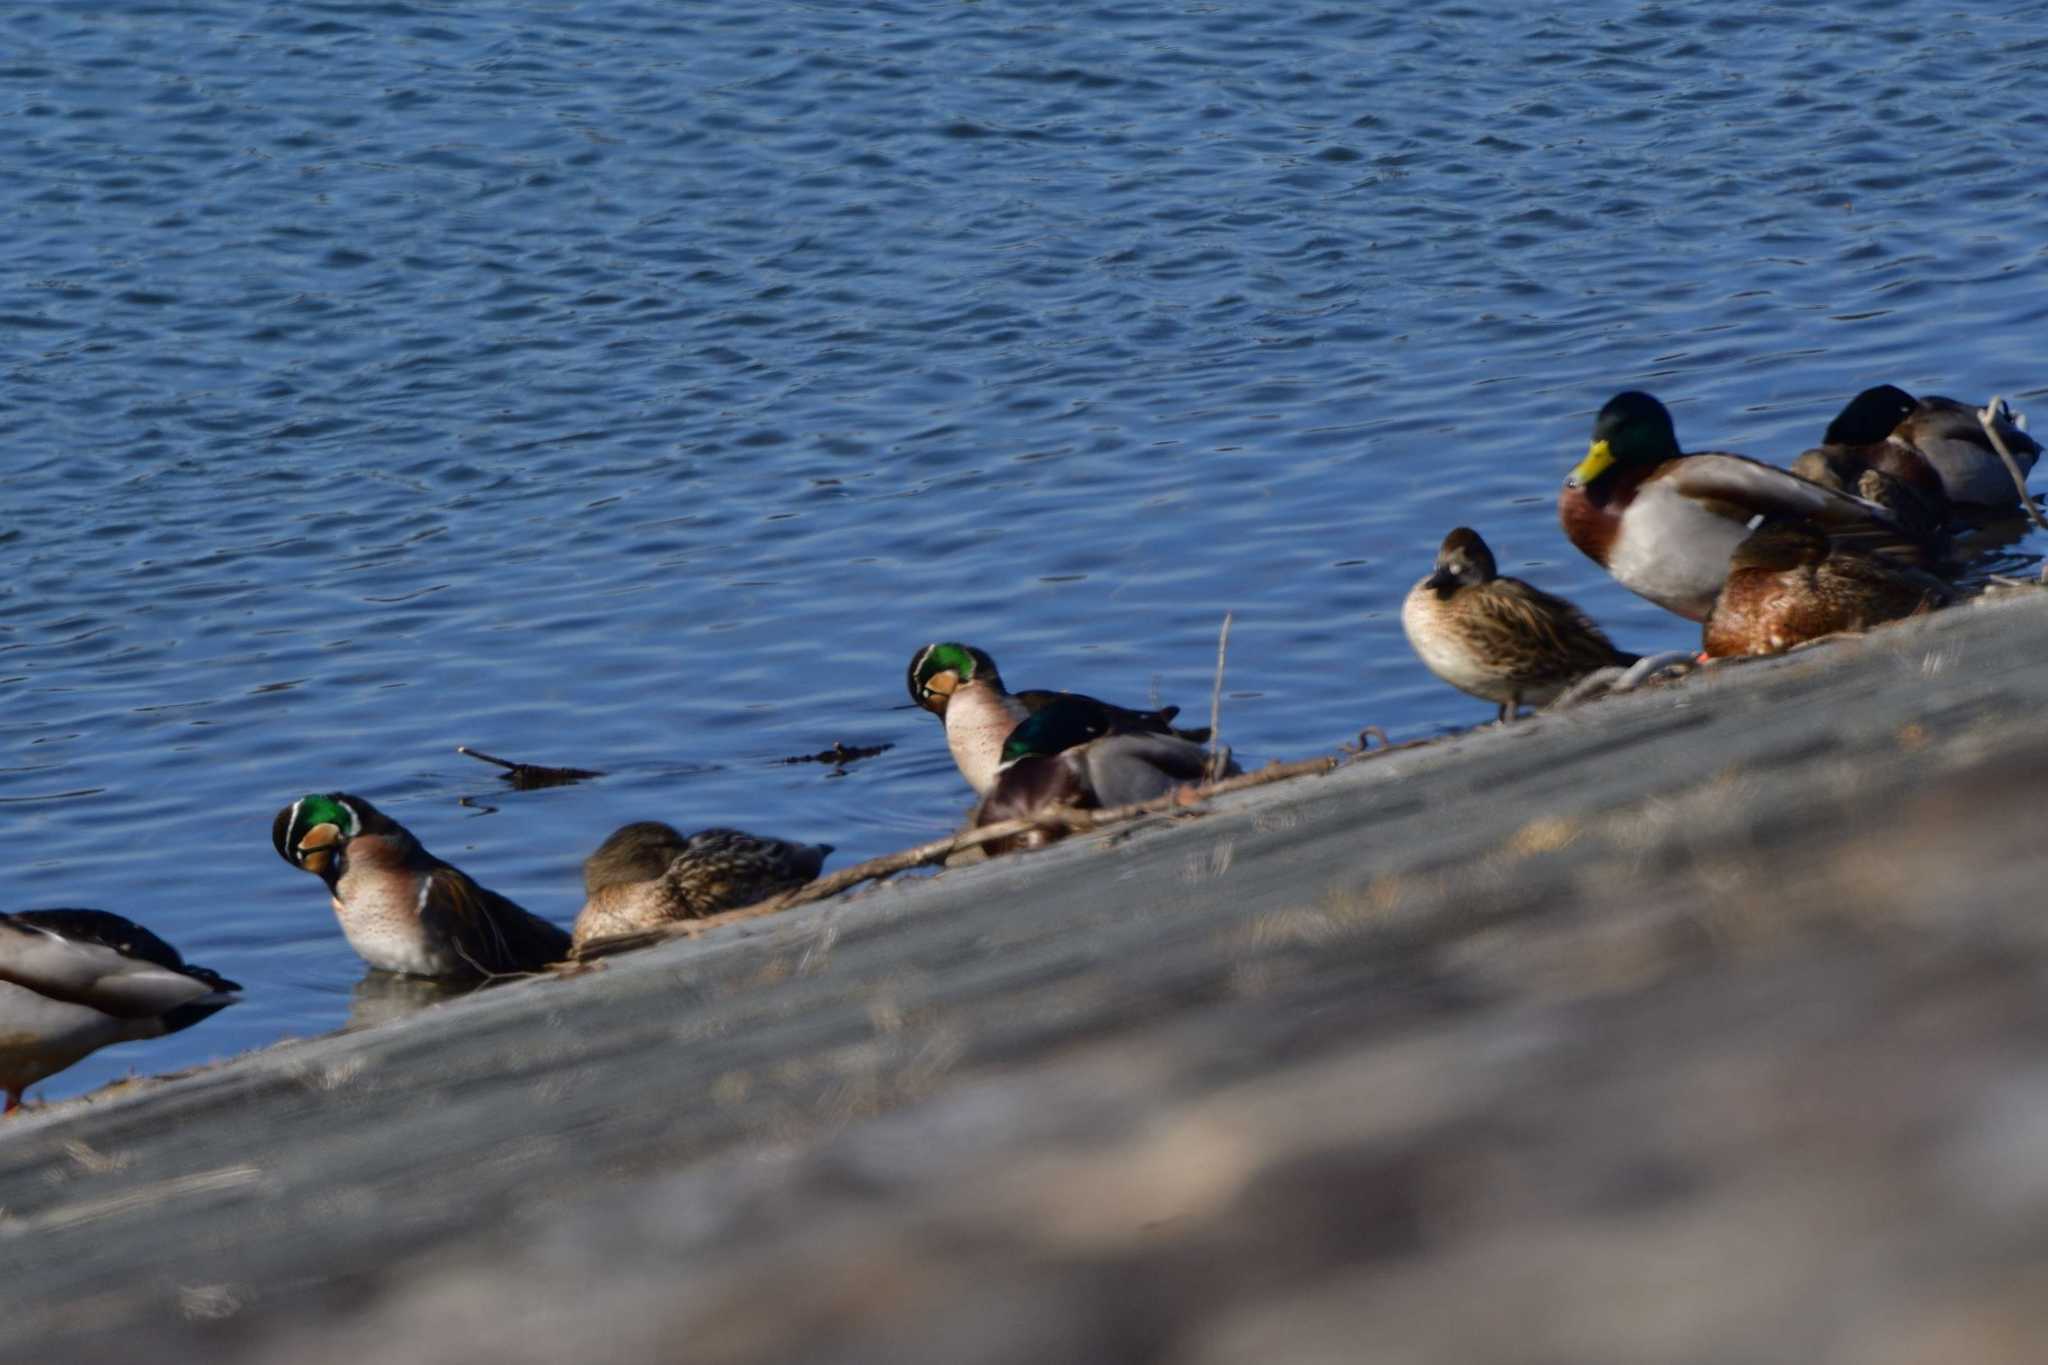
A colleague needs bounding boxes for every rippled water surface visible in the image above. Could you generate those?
[4,0,2044,1101]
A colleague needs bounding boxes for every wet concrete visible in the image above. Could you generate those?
[8,589,2048,1363]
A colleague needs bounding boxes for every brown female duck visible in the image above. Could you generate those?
[1701,522,1948,658]
[570,822,831,950]
[1402,527,1636,723]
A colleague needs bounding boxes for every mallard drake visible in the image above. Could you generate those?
[272,792,570,978]
[570,821,833,950]
[1560,391,1906,621]
[0,909,239,1113]
[1402,527,1637,724]
[1702,522,1948,658]
[906,642,1206,796]
[972,695,1232,855]
[1793,386,2038,515]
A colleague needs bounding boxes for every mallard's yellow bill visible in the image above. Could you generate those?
[1568,438,1615,487]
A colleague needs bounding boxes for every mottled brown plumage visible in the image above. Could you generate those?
[570,821,832,950]
[1702,523,1947,659]
[1402,527,1635,724]
[1790,385,1951,531]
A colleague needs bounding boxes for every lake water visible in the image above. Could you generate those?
[4,0,2043,1103]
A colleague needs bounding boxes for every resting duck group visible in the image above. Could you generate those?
[1409,385,2035,722]
[6,384,2036,1112]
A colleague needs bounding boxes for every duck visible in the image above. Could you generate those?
[570,821,833,950]
[906,642,1207,796]
[1559,390,1908,622]
[972,695,1232,855]
[272,792,570,978]
[1788,385,1953,532]
[0,908,240,1113]
[1701,521,1948,658]
[1402,527,1637,724]
[1791,385,2037,516]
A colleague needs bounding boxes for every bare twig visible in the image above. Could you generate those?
[1977,396,2048,535]
[1206,611,1234,782]
[777,741,892,768]
[570,754,1340,960]
[455,746,604,790]
[1550,649,1700,709]
[1342,726,1437,761]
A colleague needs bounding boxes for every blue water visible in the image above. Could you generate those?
[3,0,2043,1103]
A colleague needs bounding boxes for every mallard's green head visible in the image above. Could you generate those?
[273,792,372,877]
[1424,526,1499,595]
[907,642,1002,716]
[1570,391,1683,489]
[1822,385,1917,447]
[999,695,1112,767]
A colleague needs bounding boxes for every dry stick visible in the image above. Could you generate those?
[1206,610,1234,782]
[570,754,1340,961]
[1977,396,2048,536]
[455,744,603,788]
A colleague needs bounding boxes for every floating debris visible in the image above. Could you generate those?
[455,746,605,790]
[777,740,893,770]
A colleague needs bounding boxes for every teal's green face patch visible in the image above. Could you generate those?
[272,792,363,873]
[296,794,358,837]
[907,642,997,711]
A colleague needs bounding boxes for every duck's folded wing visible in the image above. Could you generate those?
[1080,734,1230,808]
[0,912,228,1018]
[1018,690,1207,743]
[1912,396,2042,465]
[1489,582,1636,676]
[423,868,572,973]
[1665,454,1898,528]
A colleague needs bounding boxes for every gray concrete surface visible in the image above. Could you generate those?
[8,589,2048,1362]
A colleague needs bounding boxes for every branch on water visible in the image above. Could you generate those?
[455,746,606,791]
[568,754,1341,961]
[777,740,893,768]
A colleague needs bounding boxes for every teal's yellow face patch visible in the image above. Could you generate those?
[1567,438,1615,489]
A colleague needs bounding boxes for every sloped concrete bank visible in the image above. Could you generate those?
[9,591,2048,1362]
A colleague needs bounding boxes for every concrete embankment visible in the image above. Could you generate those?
[8,589,2048,1362]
